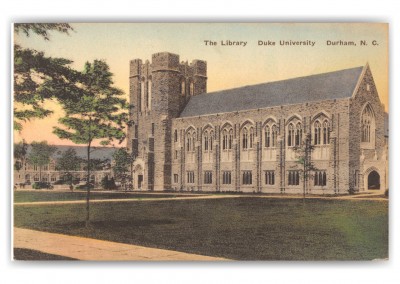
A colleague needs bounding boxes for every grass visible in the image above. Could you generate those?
[14,197,388,260]
[13,191,191,203]
[14,248,77,261]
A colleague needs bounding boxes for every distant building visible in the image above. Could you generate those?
[127,52,388,194]
[13,145,115,186]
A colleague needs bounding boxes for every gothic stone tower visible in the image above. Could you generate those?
[128,52,207,190]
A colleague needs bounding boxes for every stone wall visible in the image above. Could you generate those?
[171,99,350,194]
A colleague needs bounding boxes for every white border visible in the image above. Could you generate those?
[1,1,398,284]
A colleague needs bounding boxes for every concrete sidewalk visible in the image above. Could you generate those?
[14,227,229,261]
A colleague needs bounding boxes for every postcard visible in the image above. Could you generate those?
[13,23,388,261]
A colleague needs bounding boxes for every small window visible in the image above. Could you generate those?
[314,171,327,186]
[242,171,252,185]
[265,171,275,185]
[174,130,178,142]
[174,174,179,184]
[288,171,300,186]
[135,125,138,138]
[151,123,155,136]
[222,171,232,184]
[174,150,178,160]
[204,171,212,184]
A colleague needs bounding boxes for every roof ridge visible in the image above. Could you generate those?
[200,66,364,97]
[180,65,365,118]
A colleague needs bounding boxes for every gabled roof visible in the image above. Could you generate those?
[179,66,364,118]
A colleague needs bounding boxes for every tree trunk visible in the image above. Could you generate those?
[85,140,91,228]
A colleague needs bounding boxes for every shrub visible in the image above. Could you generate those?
[76,183,94,190]
[32,182,53,190]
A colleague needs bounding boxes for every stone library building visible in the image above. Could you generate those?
[127,52,388,194]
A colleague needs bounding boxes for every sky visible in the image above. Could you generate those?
[13,23,388,146]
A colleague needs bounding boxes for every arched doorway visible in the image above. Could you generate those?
[368,170,380,190]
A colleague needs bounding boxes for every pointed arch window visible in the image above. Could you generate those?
[265,124,278,148]
[186,135,191,151]
[323,120,330,144]
[361,104,375,143]
[192,132,196,151]
[271,125,277,147]
[222,129,228,150]
[204,131,209,151]
[265,125,270,147]
[186,131,196,152]
[295,122,302,146]
[242,128,248,149]
[314,121,321,145]
[288,123,294,146]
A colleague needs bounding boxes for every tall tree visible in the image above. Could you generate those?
[27,141,57,181]
[112,148,134,190]
[293,133,319,199]
[15,23,74,41]
[56,148,81,184]
[53,60,131,228]
[14,23,79,131]
[14,139,28,171]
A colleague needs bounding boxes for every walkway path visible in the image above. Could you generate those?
[14,227,229,261]
[14,194,242,206]
[14,191,387,206]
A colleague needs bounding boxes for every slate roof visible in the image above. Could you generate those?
[179,66,364,118]
[25,145,116,161]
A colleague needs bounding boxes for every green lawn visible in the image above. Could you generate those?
[14,197,388,260]
[14,191,191,203]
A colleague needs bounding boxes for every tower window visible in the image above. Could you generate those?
[151,123,155,136]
